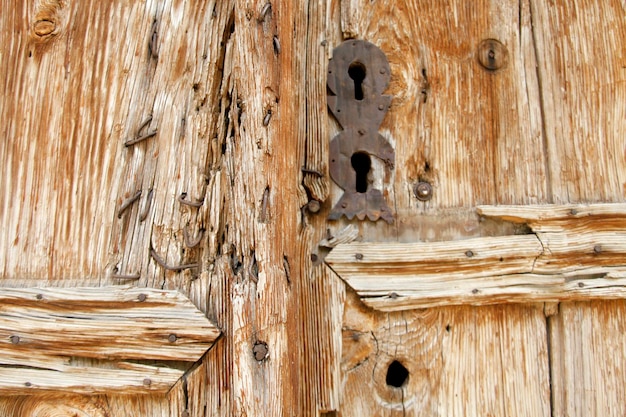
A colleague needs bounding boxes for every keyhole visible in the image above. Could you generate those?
[351,152,371,193]
[348,62,366,100]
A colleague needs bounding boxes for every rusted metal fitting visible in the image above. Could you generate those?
[413,182,433,201]
[477,39,507,71]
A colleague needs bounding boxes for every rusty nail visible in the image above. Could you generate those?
[149,20,158,59]
[355,253,363,260]
[150,248,199,271]
[307,200,321,213]
[25,382,32,387]
[263,110,272,127]
[139,188,153,222]
[112,273,141,280]
[253,341,269,361]
[465,250,474,258]
[117,190,142,218]
[36,294,43,300]
[259,2,271,22]
[273,36,280,54]
[413,182,433,201]
[143,378,152,386]
[184,225,205,248]
[138,293,147,302]
[9,335,20,344]
[472,288,479,294]
[477,39,507,71]
[136,115,153,135]
[310,253,318,262]
[301,167,323,177]
[178,192,204,208]
[125,130,157,147]
[593,245,602,254]
[168,334,177,343]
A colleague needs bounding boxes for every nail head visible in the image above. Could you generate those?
[477,39,507,71]
[413,182,433,201]
[138,293,147,302]
[10,335,20,344]
[168,334,177,343]
[307,200,321,213]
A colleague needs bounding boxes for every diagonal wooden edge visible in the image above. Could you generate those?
[0,286,221,394]
[326,204,626,312]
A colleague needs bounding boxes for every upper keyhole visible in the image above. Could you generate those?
[351,152,371,193]
[348,62,366,100]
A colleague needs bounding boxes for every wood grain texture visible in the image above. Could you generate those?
[0,286,219,395]
[529,2,626,416]
[340,291,550,417]
[1,0,624,415]
[328,204,626,310]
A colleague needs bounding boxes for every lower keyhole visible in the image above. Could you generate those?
[351,152,371,193]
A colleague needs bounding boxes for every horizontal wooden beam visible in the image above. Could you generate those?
[327,204,626,311]
[0,286,220,394]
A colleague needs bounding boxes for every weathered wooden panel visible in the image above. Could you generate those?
[328,0,552,415]
[328,204,626,310]
[0,286,219,395]
[340,292,551,417]
[530,1,626,416]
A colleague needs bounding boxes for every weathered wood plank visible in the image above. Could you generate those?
[340,292,551,417]
[0,363,182,396]
[0,286,219,361]
[0,286,219,395]
[530,1,626,416]
[328,204,626,310]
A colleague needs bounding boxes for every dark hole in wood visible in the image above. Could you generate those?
[386,360,409,388]
[351,152,371,193]
[348,61,366,100]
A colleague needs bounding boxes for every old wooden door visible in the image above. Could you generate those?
[1,0,625,416]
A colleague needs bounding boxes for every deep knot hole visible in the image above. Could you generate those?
[348,61,366,100]
[386,360,409,388]
[351,152,371,193]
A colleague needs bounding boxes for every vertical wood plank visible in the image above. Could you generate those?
[530,1,626,416]
[332,0,551,415]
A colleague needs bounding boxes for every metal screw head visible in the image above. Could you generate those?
[413,182,433,201]
[477,39,507,71]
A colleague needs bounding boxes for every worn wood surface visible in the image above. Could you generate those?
[0,286,219,395]
[328,204,626,310]
[530,1,626,416]
[1,0,625,416]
